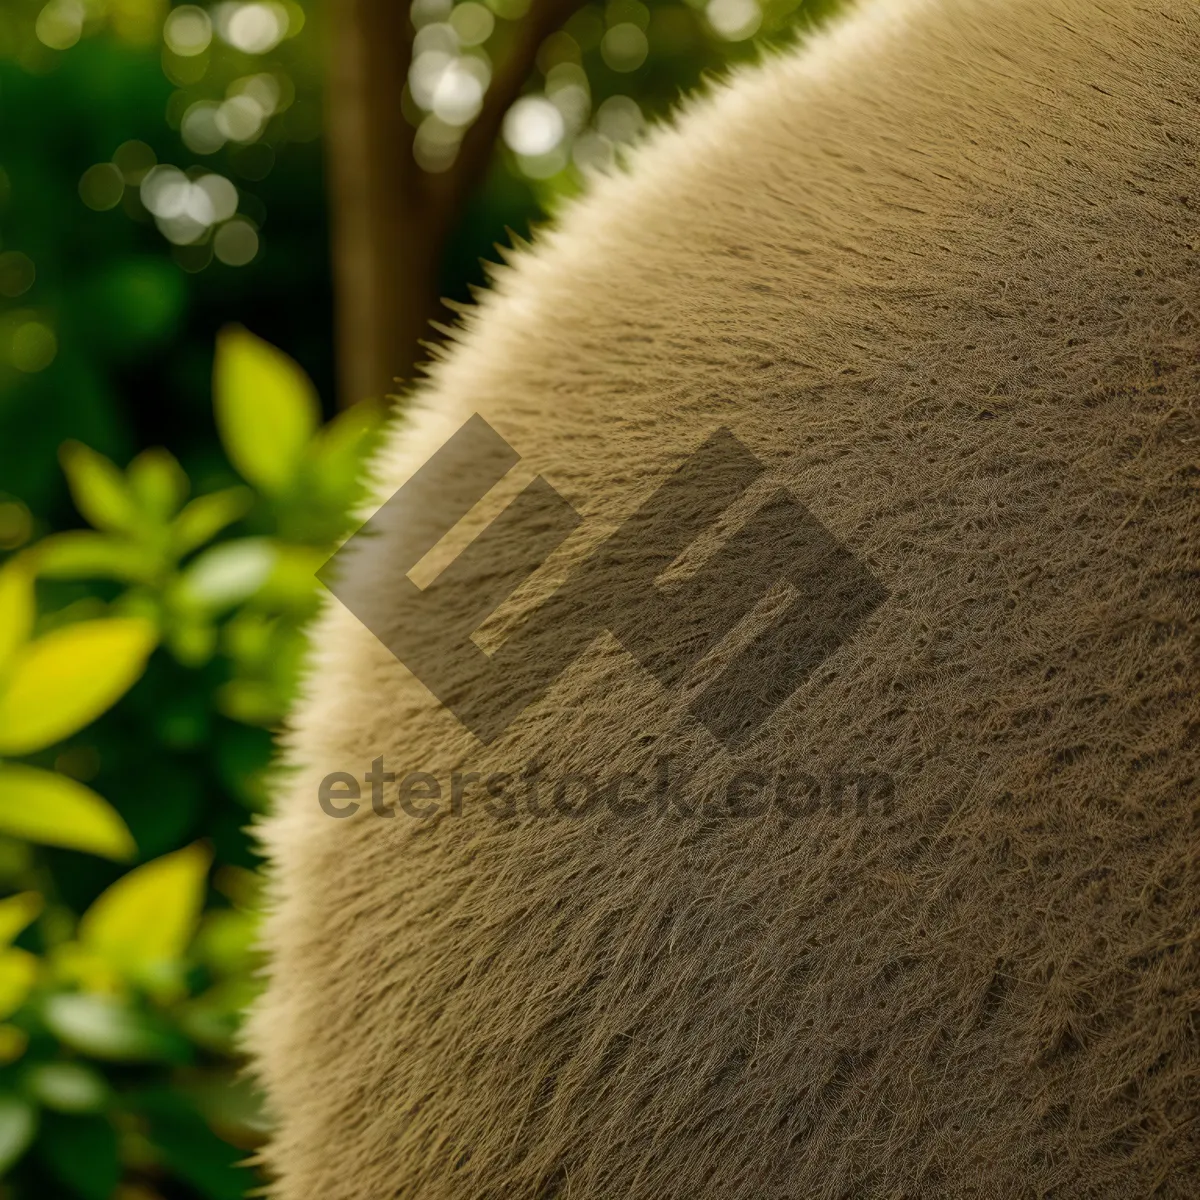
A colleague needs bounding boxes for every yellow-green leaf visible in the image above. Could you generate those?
[172,486,254,555]
[214,325,320,493]
[0,766,135,860]
[0,948,37,1019]
[79,843,211,981]
[41,993,186,1062]
[25,1061,109,1113]
[307,398,383,504]
[127,447,189,520]
[313,397,382,464]
[30,531,164,584]
[175,538,277,611]
[0,893,42,947]
[47,941,123,995]
[0,618,157,755]
[257,543,326,609]
[0,562,34,680]
[0,1093,36,1172]
[194,907,260,976]
[164,618,218,669]
[0,1025,28,1065]
[59,441,140,535]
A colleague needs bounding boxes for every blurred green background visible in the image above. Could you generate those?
[0,0,834,1193]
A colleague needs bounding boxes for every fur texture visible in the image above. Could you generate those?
[250,0,1200,1195]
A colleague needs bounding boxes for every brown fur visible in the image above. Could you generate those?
[249,0,1200,1194]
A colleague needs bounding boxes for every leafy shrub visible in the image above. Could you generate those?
[0,328,380,1198]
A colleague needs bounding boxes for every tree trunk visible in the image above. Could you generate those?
[327,0,427,406]
[326,0,590,408]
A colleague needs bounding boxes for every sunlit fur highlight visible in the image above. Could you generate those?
[249,0,1200,1195]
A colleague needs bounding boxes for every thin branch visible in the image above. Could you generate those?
[435,0,591,210]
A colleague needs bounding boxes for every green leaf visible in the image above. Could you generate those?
[314,397,383,464]
[175,538,277,611]
[78,844,211,984]
[0,618,157,755]
[25,1062,110,1114]
[0,561,34,681]
[0,766,136,861]
[172,486,254,555]
[0,892,43,946]
[164,618,219,669]
[0,1093,37,1175]
[214,325,320,493]
[194,907,260,976]
[178,978,261,1053]
[127,447,189,520]
[257,543,325,610]
[0,948,38,1019]
[215,679,284,726]
[31,531,164,584]
[41,994,189,1062]
[58,442,141,535]
[307,398,383,507]
[0,1024,27,1064]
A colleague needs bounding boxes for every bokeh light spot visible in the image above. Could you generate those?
[214,218,260,266]
[141,165,191,218]
[483,0,531,18]
[79,163,125,211]
[0,499,33,550]
[502,95,564,157]
[216,95,266,142]
[450,2,494,46]
[414,21,459,56]
[546,63,590,132]
[410,52,453,110]
[536,30,580,73]
[414,116,462,172]
[221,2,288,54]
[706,0,760,40]
[140,166,244,246]
[432,57,488,125]
[595,93,645,143]
[158,214,210,245]
[0,252,36,299]
[11,322,57,373]
[113,140,157,184]
[162,43,209,87]
[197,175,240,223]
[230,72,283,115]
[601,23,648,71]
[280,0,305,35]
[164,5,213,56]
[35,0,84,50]
[572,129,615,173]
[518,146,568,180]
[182,101,227,154]
[408,24,488,117]
[411,0,452,26]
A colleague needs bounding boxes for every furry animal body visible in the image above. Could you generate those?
[251,0,1200,1195]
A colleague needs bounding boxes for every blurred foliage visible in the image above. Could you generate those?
[0,0,833,1193]
[0,328,380,1197]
